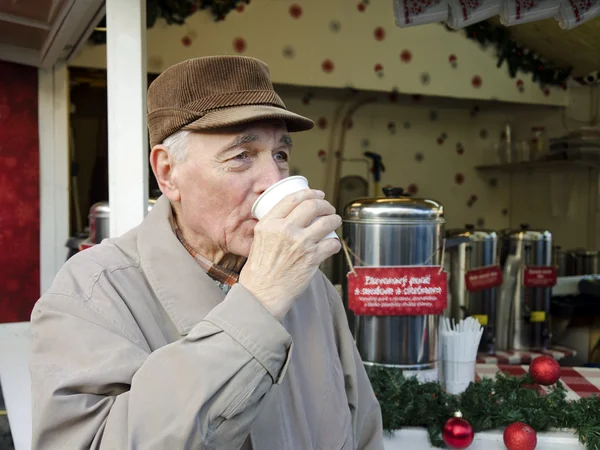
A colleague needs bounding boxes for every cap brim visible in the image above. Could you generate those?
[182,105,314,133]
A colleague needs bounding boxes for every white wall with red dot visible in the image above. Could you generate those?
[72,0,567,106]
[69,0,596,249]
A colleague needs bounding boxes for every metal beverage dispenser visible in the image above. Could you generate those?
[89,199,156,244]
[341,187,445,382]
[445,225,499,355]
[496,224,553,351]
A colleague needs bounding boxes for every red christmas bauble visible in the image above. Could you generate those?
[529,355,560,386]
[503,422,537,450]
[442,413,474,449]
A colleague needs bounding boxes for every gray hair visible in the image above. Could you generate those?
[162,129,190,163]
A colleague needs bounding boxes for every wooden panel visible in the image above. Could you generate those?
[0,0,66,23]
[491,16,600,77]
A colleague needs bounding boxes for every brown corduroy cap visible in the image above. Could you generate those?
[147,55,314,148]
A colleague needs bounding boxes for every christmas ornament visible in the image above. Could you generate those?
[503,422,537,450]
[529,355,560,386]
[442,412,475,449]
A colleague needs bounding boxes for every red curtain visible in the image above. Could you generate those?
[0,60,40,323]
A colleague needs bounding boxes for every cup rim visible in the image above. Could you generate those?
[251,175,308,218]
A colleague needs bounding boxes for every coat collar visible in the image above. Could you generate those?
[137,195,226,335]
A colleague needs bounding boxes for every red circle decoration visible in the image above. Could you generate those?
[374,26,385,41]
[449,54,457,63]
[437,136,444,145]
[503,422,537,450]
[374,63,383,73]
[456,143,465,155]
[236,4,245,12]
[400,50,412,63]
[408,184,418,195]
[181,36,192,47]
[455,173,465,185]
[233,37,246,53]
[322,59,334,73]
[317,117,328,129]
[472,75,482,88]
[544,88,550,96]
[529,355,561,385]
[358,2,366,12]
[289,4,302,18]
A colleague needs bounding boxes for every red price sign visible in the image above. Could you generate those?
[347,266,447,316]
[465,266,503,292]
[79,242,95,252]
[523,266,557,287]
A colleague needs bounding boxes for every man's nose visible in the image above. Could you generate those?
[256,160,285,194]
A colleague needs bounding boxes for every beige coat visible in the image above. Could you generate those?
[29,195,384,450]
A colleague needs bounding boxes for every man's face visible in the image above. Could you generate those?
[166,121,291,258]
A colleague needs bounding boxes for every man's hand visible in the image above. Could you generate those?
[239,189,341,321]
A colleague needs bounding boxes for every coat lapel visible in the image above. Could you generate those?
[137,195,225,335]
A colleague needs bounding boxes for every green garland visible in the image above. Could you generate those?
[367,365,600,449]
[89,0,248,45]
[459,21,572,89]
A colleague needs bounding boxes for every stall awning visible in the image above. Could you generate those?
[0,0,104,68]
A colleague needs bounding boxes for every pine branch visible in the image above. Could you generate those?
[368,365,600,449]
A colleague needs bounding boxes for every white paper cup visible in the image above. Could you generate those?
[251,176,339,241]
[500,0,560,26]
[393,0,449,28]
[447,0,501,29]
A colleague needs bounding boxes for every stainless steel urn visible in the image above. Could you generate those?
[89,199,156,244]
[446,225,498,355]
[497,224,552,351]
[341,186,445,381]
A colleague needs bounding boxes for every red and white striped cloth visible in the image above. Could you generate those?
[477,346,577,365]
[476,363,600,400]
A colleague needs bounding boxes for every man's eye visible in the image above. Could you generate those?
[275,152,289,162]
[234,152,249,160]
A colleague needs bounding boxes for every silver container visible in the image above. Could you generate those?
[552,246,568,277]
[342,186,444,380]
[89,199,156,244]
[567,249,599,275]
[446,225,498,355]
[498,224,552,351]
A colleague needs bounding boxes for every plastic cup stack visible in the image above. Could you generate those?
[500,0,561,26]
[440,316,484,395]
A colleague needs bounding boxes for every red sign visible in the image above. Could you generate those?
[347,266,447,316]
[465,266,503,292]
[79,242,95,252]
[523,266,557,287]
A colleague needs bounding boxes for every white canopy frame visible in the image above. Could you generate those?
[37,0,150,294]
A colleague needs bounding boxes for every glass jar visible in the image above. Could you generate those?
[531,127,547,160]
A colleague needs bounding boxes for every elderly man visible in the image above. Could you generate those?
[29,55,384,449]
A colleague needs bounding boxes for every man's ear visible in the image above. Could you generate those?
[150,145,181,202]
